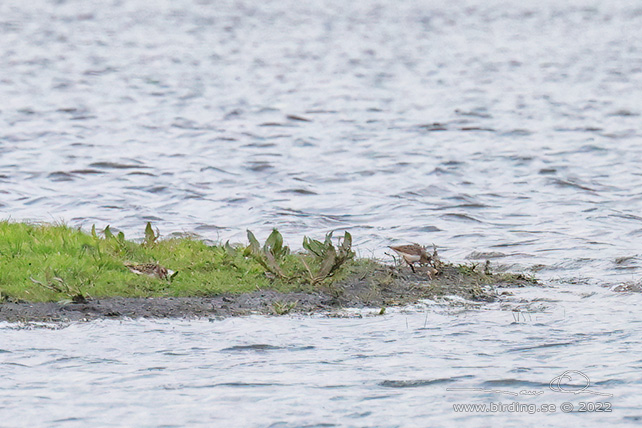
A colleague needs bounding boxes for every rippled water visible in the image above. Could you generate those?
[2,0,642,283]
[2,0,642,425]
[2,286,641,427]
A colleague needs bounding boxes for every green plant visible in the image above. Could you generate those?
[101,225,129,253]
[246,229,290,279]
[143,222,159,247]
[272,300,297,315]
[457,263,480,276]
[29,270,87,303]
[300,231,354,285]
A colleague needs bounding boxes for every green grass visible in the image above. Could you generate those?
[0,221,312,302]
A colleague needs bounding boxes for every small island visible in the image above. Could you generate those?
[0,221,537,322]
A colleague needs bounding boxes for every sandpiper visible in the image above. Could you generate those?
[388,243,431,272]
[124,262,174,280]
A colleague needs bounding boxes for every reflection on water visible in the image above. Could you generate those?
[1,286,641,427]
[1,0,642,284]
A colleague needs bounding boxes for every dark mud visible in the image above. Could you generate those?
[0,264,538,323]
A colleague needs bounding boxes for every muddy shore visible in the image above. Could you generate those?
[0,264,538,323]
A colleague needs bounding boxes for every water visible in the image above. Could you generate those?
[1,0,642,425]
[2,0,642,283]
[2,286,641,427]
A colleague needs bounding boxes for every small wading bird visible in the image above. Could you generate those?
[388,243,432,273]
[124,262,175,280]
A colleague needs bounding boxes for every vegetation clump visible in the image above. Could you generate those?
[246,229,291,280]
[301,231,354,285]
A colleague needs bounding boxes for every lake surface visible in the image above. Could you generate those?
[2,286,642,427]
[1,0,642,425]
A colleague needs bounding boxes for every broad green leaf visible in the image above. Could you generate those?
[224,240,236,257]
[246,230,271,272]
[323,232,333,247]
[303,236,325,258]
[265,228,283,257]
[316,246,337,279]
[264,250,284,277]
[247,230,261,253]
[144,222,156,245]
[341,232,352,252]
[339,232,354,259]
